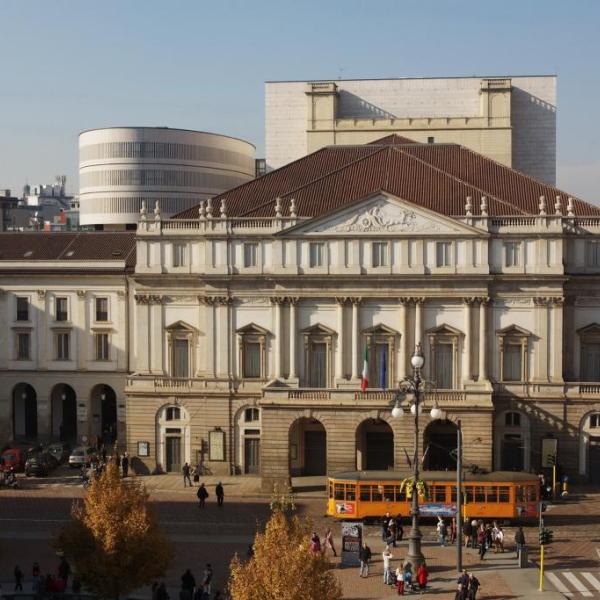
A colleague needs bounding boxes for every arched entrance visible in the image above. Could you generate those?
[91,385,117,446]
[423,419,458,470]
[51,384,77,442]
[12,383,37,440]
[289,417,326,476]
[579,411,600,482]
[156,405,191,473]
[494,410,530,472]
[356,419,394,470]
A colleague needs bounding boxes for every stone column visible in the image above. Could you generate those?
[463,298,474,384]
[335,297,346,380]
[550,297,564,383]
[76,290,88,370]
[133,294,150,374]
[216,297,231,378]
[399,298,409,380]
[36,290,48,369]
[149,297,164,374]
[414,297,424,348]
[478,297,489,381]
[199,297,216,378]
[533,297,550,382]
[351,297,361,380]
[289,297,299,379]
[271,297,284,379]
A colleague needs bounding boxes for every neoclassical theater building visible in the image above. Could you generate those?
[3,135,600,487]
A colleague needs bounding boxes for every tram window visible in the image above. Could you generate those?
[499,486,510,502]
[373,486,383,502]
[334,484,345,500]
[345,485,356,501]
[433,486,446,502]
[384,485,395,501]
[516,486,525,502]
[526,486,537,502]
[360,486,371,501]
[451,486,457,501]
[464,486,474,502]
[487,486,498,502]
[395,485,406,501]
[474,486,486,502]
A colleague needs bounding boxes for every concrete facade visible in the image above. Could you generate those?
[266,76,556,184]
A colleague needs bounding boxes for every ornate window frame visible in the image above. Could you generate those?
[362,323,399,388]
[301,323,336,388]
[237,322,269,380]
[165,320,198,378]
[426,324,463,389]
[496,325,532,382]
[577,323,600,381]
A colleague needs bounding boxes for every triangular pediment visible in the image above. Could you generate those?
[363,323,400,336]
[281,192,485,237]
[165,320,198,333]
[426,323,464,336]
[237,322,270,336]
[577,323,600,336]
[497,324,532,337]
[301,323,337,336]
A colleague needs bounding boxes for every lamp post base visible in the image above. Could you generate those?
[405,525,425,571]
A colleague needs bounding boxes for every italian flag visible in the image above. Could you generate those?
[361,345,369,391]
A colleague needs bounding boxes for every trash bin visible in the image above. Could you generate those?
[518,548,529,568]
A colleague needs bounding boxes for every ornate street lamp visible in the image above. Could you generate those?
[391,342,429,571]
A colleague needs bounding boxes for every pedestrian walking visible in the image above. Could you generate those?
[450,517,457,543]
[463,518,472,547]
[156,582,169,600]
[495,525,504,553]
[470,519,478,548]
[324,527,337,557]
[183,462,192,487]
[58,557,71,583]
[388,517,398,547]
[309,532,321,553]
[468,572,481,600]
[32,561,40,578]
[395,514,404,542]
[515,525,526,556]
[215,481,224,507]
[121,452,129,478]
[456,569,469,600]
[358,541,371,577]
[381,512,391,541]
[436,517,447,546]
[181,569,195,594]
[416,562,428,591]
[196,483,209,507]
[477,528,486,560]
[382,546,393,584]
[193,463,201,484]
[202,564,213,595]
[402,565,413,593]
[14,565,23,592]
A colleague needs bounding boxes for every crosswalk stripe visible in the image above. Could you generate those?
[581,573,600,592]
[563,572,593,597]
[546,572,574,597]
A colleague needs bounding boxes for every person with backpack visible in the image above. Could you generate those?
[358,541,371,577]
[196,482,209,508]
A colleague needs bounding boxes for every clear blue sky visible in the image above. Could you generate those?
[1,0,599,202]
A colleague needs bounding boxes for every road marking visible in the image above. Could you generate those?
[546,572,573,597]
[581,573,600,592]
[563,572,593,597]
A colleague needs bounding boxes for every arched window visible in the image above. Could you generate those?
[166,406,181,421]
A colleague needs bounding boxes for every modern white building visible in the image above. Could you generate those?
[79,127,256,228]
[266,76,556,185]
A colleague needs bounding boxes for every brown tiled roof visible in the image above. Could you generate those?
[0,232,136,267]
[175,136,600,219]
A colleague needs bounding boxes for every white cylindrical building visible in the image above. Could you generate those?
[79,127,256,228]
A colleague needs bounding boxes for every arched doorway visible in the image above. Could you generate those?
[356,419,394,470]
[423,419,458,470]
[494,410,530,472]
[579,411,600,482]
[91,385,117,446]
[289,417,326,476]
[12,383,37,440]
[51,384,77,442]
[156,405,191,473]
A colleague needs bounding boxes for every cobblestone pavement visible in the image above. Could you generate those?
[1,473,599,598]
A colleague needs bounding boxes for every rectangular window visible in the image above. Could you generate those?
[243,341,261,378]
[433,485,447,502]
[334,483,345,500]
[499,486,510,502]
[173,244,187,267]
[95,297,108,322]
[56,332,70,360]
[503,344,522,381]
[434,343,453,389]
[309,242,324,268]
[504,242,521,267]
[369,343,390,389]
[436,242,451,267]
[474,486,486,503]
[487,486,498,503]
[172,338,189,377]
[17,332,30,360]
[591,414,599,428]
[582,343,600,381]
[16,297,29,321]
[372,242,388,267]
[243,243,258,268]
[95,333,109,361]
[55,297,68,321]
[586,241,600,267]
[427,136,435,144]
[309,342,327,388]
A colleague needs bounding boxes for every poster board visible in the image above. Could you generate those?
[341,521,363,567]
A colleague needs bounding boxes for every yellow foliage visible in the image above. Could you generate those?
[55,464,173,600]
[229,511,342,600]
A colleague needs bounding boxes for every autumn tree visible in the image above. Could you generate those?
[229,510,342,600]
[55,463,173,600]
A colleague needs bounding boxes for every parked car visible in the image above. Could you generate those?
[25,452,56,477]
[45,442,71,465]
[68,447,97,468]
[0,447,27,472]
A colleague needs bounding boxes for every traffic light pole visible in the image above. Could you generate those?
[539,545,545,591]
